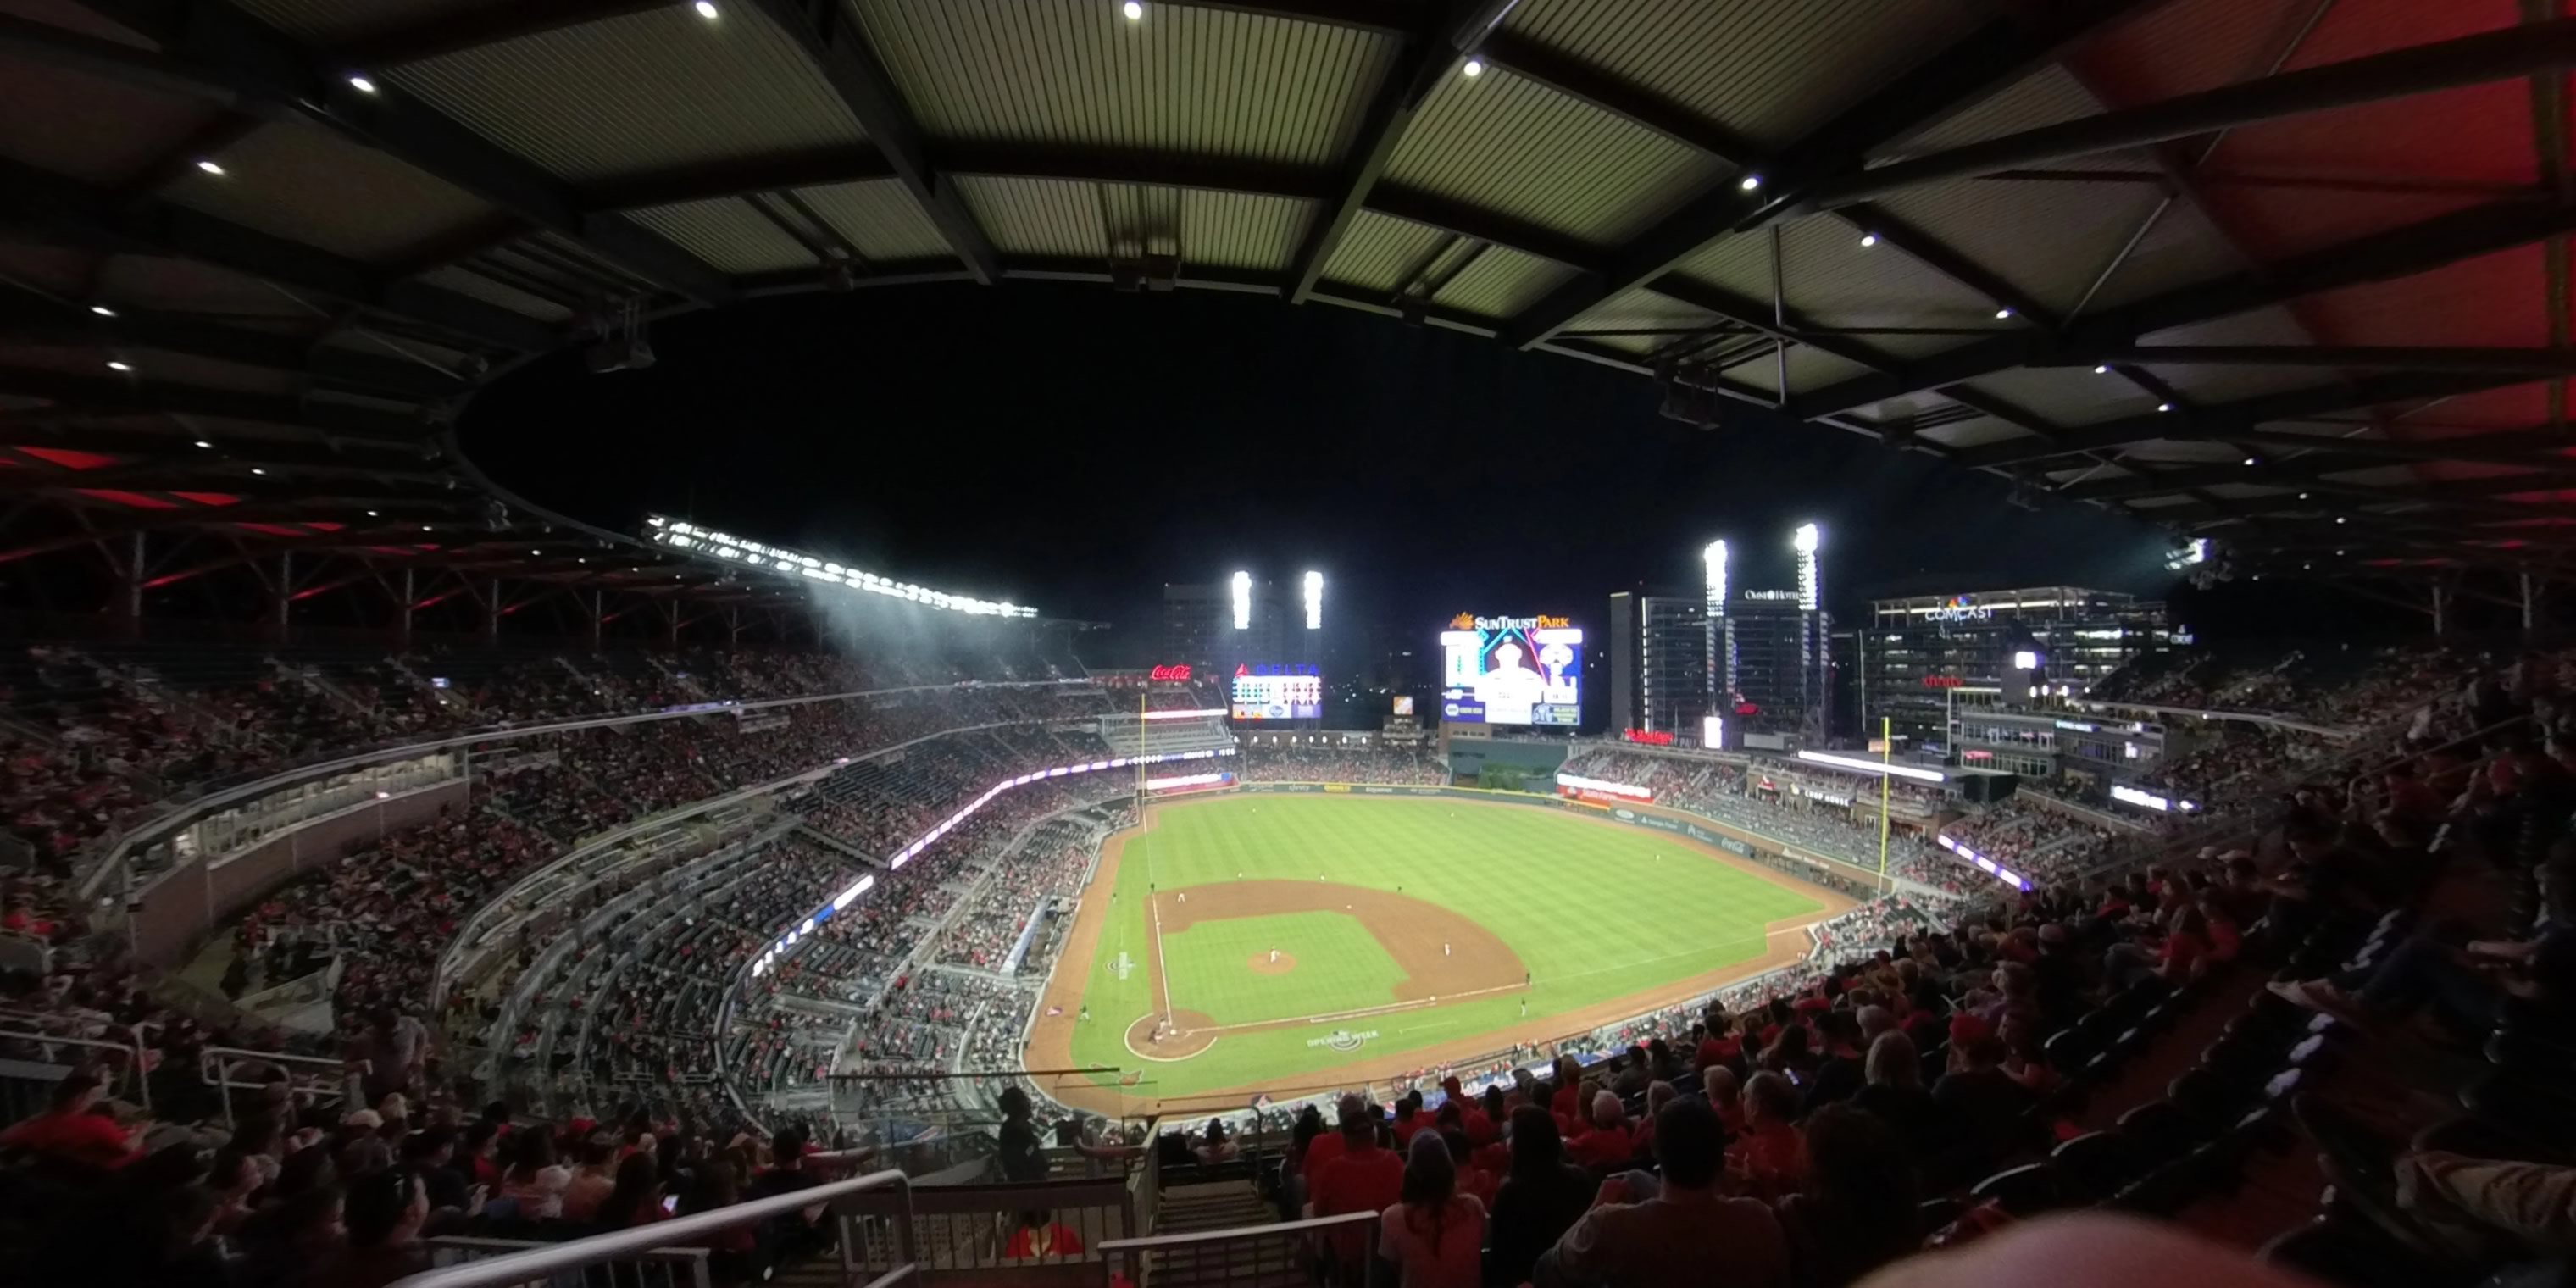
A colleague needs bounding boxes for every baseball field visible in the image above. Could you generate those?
[1024,792,1852,1116]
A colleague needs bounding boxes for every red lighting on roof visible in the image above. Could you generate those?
[71,488,179,509]
[18,447,119,470]
[169,491,242,507]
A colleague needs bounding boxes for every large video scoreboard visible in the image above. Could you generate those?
[1230,664,1321,720]
[1439,613,1582,727]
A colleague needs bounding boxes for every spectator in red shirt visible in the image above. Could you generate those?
[1566,1091,1635,1172]
[1300,1093,1368,1196]
[1696,1007,1743,1072]
[1391,1092,1427,1149]
[0,1071,136,1168]
[1438,1076,1492,1144]
[1702,1065,1746,1136]
[1726,1071,1808,1201]
[1312,1108,1402,1266]
[1005,1210,1086,1259]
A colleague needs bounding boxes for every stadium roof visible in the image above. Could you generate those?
[3,0,2574,622]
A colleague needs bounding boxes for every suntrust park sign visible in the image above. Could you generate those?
[1450,613,1571,630]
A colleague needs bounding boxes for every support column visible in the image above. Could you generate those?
[2523,569,2541,639]
[397,568,414,648]
[275,552,293,641]
[486,580,502,645]
[730,608,742,648]
[589,590,604,651]
[119,530,144,635]
[2433,581,2453,638]
[666,600,681,649]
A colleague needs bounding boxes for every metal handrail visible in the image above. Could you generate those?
[1096,1208,1375,1252]
[387,1166,916,1288]
[201,1045,346,1126]
[0,1026,153,1110]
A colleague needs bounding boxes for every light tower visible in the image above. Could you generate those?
[1702,540,1729,739]
[1791,523,1826,741]
[1302,570,1323,630]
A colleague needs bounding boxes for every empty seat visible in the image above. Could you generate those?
[2051,1130,2140,1201]
[1968,1162,2063,1217]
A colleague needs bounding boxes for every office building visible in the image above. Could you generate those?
[1859,586,2171,752]
[1159,577,1289,677]
[1608,591,1709,736]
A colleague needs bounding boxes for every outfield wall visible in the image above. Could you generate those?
[1208,780,1946,902]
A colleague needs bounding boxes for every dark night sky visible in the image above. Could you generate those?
[463,282,2196,663]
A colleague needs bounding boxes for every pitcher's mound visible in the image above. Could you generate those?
[1246,952,1298,975]
[1124,1009,1218,1060]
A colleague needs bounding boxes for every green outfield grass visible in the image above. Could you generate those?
[1062,793,1824,1102]
[1159,911,1406,1025]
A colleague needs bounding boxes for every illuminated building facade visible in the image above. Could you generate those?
[1860,586,2171,752]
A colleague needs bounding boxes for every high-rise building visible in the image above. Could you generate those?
[1859,586,2171,752]
[1608,591,1709,736]
[1727,592,1830,737]
[1707,524,1830,743]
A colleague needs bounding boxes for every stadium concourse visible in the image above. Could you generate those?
[0,626,2568,1288]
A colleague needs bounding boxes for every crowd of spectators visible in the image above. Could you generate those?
[1235,743,1447,786]
[1556,748,1953,890]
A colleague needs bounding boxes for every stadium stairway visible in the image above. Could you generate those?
[1140,1163,1301,1288]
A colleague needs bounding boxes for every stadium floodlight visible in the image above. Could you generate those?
[641,514,1036,617]
[1231,570,1252,630]
[1303,569,1323,630]
[2162,536,2212,573]
[1797,749,1946,783]
[1702,540,1729,608]
[1792,523,1821,610]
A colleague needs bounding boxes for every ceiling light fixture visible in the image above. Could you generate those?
[2093,364,2109,374]
[2157,402,2172,412]
[106,359,133,372]
[89,304,116,318]
[693,0,719,19]
[1739,174,1762,191]
[1858,233,1877,247]
[1461,56,1483,77]
[1994,308,2012,319]
[2242,457,2257,466]
[1122,0,1142,18]
[193,439,213,449]
[250,467,266,475]
[347,74,377,93]
[195,159,225,175]
[366,510,379,517]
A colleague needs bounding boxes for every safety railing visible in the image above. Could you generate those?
[0,1024,153,1110]
[201,1045,347,1126]
[420,1236,713,1288]
[389,1167,917,1288]
[1099,1208,1379,1288]
[835,1171,1135,1275]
